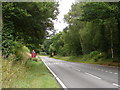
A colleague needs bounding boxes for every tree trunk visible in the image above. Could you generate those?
[116,2,120,57]
[110,28,114,58]
[100,24,108,52]
[79,32,84,54]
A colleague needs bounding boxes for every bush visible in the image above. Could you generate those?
[7,54,17,61]
[40,52,47,55]
[11,41,30,64]
[89,51,106,62]
[89,51,100,58]
[58,46,67,56]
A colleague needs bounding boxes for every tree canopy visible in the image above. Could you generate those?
[2,2,58,57]
[45,2,120,60]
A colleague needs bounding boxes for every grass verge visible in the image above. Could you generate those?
[53,55,118,67]
[2,58,60,88]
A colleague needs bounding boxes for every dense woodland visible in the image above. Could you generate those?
[43,2,120,62]
[2,2,120,62]
[2,2,58,61]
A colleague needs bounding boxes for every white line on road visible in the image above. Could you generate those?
[114,73,118,74]
[75,69,81,71]
[105,71,108,72]
[41,57,67,89]
[109,72,112,73]
[112,83,120,87]
[85,73,101,80]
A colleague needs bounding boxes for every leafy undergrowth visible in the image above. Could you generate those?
[53,55,119,67]
[2,58,60,88]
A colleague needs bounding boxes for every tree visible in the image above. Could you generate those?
[81,2,120,58]
[48,32,64,55]
[2,2,59,57]
[43,39,52,54]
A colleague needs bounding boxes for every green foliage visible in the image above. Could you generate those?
[81,2,120,57]
[62,2,120,59]
[46,2,120,62]
[2,2,58,59]
[62,29,82,56]
[42,39,52,54]
[2,22,14,57]
[58,46,67,56]
[89,51,106,62]
[40,52,47,55]
[89,51,101,57]
[10,41,30,62]
[47,32,64,56]
[49,44,56,56]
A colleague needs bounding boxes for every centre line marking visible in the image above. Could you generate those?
[109,72,112,73]
[85,73,101,80]
[112,83,120,87]
[114,73,118,74]
[75,69,81,71]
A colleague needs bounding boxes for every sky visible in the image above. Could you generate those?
[53,0,76,33]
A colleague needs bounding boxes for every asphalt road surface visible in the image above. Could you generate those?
[40,56,119,88]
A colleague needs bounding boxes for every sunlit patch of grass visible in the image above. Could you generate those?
[2,58,26,88]
[53,55,118,67]
[2,58,60,88]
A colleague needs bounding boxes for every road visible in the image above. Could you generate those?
[40,56,119,89]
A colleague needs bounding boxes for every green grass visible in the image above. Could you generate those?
[2,58,60,88]
[53,55,118,67]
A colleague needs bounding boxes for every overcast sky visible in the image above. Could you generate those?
[53,0,75,33]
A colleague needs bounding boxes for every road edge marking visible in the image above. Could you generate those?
[40,57,67,89]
